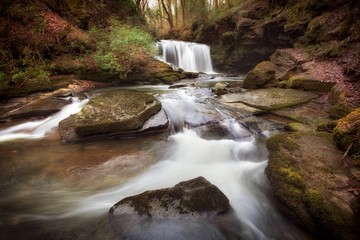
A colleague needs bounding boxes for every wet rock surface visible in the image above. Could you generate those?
[73,91,162,137]
[59,91,169,142]
[0,93,70,121]
[110,176,229,217]
[266,132,360,240]
[108,177,239,240]
[219,88,318,111]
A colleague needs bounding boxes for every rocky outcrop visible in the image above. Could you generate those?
[266,132,360,240]
[59,90,169,142]
[110,177,229,217]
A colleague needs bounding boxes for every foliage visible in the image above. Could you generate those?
[90,19,155,79]
[0,44,53,90]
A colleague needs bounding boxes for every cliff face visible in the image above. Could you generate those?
[189,0,360,74]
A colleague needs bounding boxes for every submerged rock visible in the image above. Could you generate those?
[59,90,169,142]
[110,177,229,217]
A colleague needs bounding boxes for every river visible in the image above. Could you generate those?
[0,41,313,240]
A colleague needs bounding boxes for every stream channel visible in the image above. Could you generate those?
[0,41,313,240]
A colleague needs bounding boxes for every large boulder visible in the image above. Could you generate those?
[0,95,69,120]
[74,91,161,137]
[110,177,229,217]
[108,177,241,240]
[333,108,360,154]
[243,61,276,89]
[58,90,169,142]
[266,133,359,239]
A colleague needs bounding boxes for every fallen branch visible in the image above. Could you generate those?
[341,142,353,165]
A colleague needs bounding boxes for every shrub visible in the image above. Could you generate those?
[90,19,155,79]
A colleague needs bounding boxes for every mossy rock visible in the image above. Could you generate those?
[243,61,276,89]
[74,91,161,137]
[285,74,335,92]
[220,88,318,111]
[333,108,360,154]
[110,177,229,217]
[266,132,359,239]
[328,86,358,119]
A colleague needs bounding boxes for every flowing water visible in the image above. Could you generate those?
[157,40,214,73]
[0,42,313,239]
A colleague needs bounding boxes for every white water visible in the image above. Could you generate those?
[0,84,311,239]
[157,40,215,73]
[56,89,308,240]
[0,98,89,142]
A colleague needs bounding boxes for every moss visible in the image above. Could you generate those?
[266,133,300,151]
[74,91,161,137]
[286,74,335,92]
[284,122,308,132]
[333,108,360,154]
[243,61,276,89]
[317,120,337,133]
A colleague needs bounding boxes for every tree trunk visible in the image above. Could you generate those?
[161,0,174,29]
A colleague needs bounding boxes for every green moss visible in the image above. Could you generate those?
[286,74,335,92]
[333,108,360,154]
[266,133,300,151]
[284,122,308,132]
[243,61,275,89]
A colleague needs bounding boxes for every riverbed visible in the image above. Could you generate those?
[0,74,315,240]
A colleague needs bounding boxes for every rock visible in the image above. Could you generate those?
[110,177,229,217]
[333,108,360,154]
[328,85,359,119]
[266,133,359,239]
[243,61,276,89]
[184,72,199,78]
[269,49,306,81]
[73,91,162,138]
[212,82,229,95]
[285,74,335,92]
[59,108,169,143]
[219,88,318,111]
[0,96,70,120]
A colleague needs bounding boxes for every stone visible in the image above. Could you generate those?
[285,74,335,92]
[333,108,360,154]
[59,108,169,143]
[74,91,162,137]
[59,91,169,142]
[219,88,318,111]
[110,177,229,217]
[243,61,276,89]
[0,96,70,120]
[212,82,229,95]
[266,132,359,239]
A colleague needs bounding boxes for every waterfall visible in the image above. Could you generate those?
[157,40,214,73]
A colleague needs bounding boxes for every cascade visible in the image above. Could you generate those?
[157,40,214,73]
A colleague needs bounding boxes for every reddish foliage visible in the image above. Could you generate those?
[40,10,68,35]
